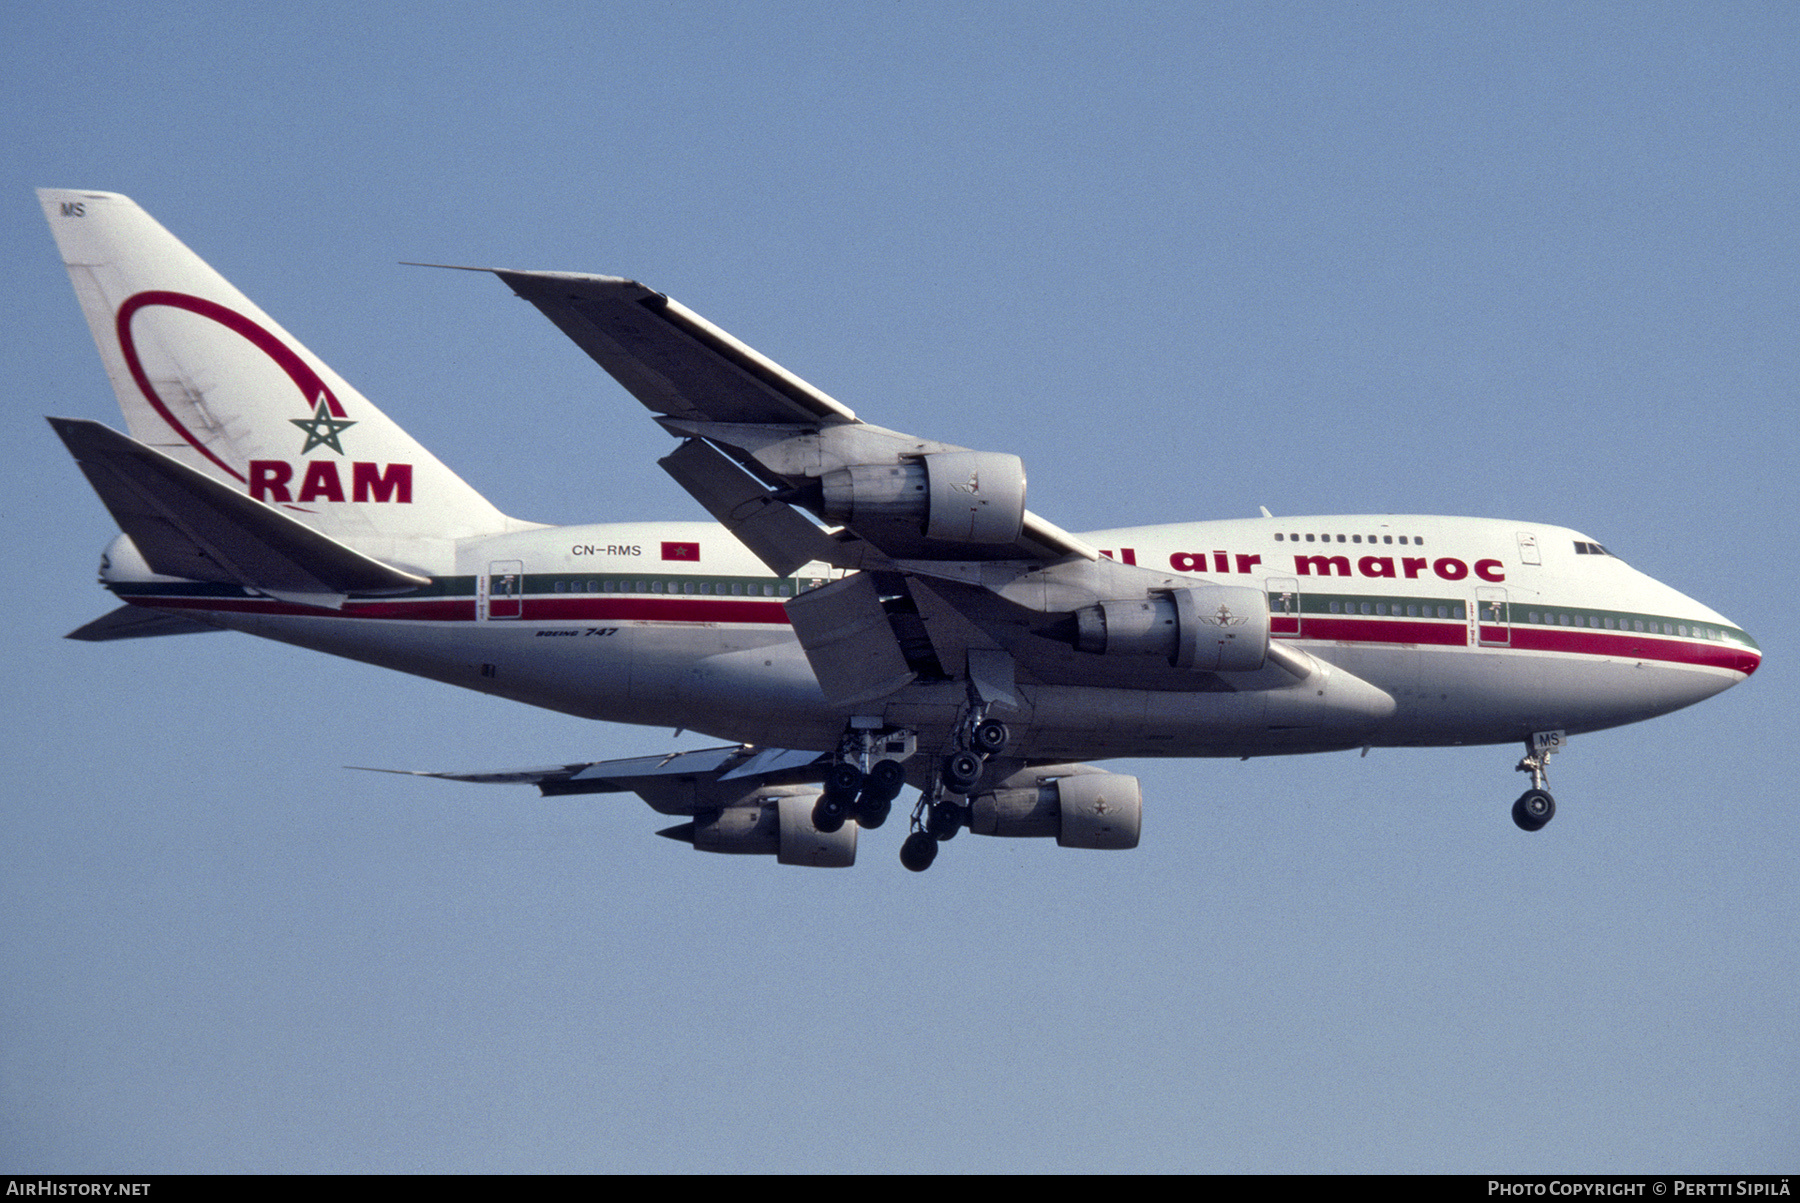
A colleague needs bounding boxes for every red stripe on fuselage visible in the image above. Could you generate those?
[1509,625,1759,674]
[1298,617,1468,647]
[1287,615,1755,674]
[122,594,792,625]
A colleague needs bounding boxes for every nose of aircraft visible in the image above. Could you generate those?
[1727,627,1762,678]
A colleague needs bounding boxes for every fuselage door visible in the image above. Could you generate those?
[484,560,524,620]
[1267,577,1301,637]
[1516,531,1542,566]
[1476,586,1510,647]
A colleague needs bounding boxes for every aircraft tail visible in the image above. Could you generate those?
[38,188,516,544]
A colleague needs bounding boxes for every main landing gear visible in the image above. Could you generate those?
[813,725,914,835]
[900,713,1011,873]
[1511,730,1565,832]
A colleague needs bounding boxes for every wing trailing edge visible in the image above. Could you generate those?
[357,745,832,813]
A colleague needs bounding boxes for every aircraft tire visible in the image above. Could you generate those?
[813,794,850,834]
[973,720,1009,756]
[855,796,892,830]
[863,758,907,803]
[926,800,963,841]
[942,750,983,794]
[1512,789,1555,832]
[825,761,864,803]
[900,831,939,872]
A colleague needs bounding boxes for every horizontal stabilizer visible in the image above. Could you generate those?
[66,604,224,642]
[50,417,429,596]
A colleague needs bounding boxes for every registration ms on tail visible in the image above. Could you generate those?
[38,189,1762,871]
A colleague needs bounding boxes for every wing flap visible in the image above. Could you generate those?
[784,572,918,707]
[656,437,842,576]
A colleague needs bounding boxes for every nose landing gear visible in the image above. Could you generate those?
[1511,731,1565,832]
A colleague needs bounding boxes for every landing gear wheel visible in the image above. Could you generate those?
[926,800,963,841]
[814,762,863,833]
[854,763,901,828]
[1512,788,1555,832]
[861,759,907,804]
[813,793,850,834]
[972,719,1009,756]
[824,761,864,801]
[941,750,984,794]
[854,796,892,830]
[900,831,939,872]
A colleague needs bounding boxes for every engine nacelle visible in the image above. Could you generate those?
[819,450,1026,545]
[1071,584,1269,672]
[679,790,857,867]
[966,767,1142,850]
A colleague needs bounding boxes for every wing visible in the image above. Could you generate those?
[359,745,859,868]
[489,270,1098,567]
[363,743,827,804]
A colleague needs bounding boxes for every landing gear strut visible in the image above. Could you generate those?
[1511,731,1565,832]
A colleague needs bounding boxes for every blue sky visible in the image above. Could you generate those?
[4,1,1795,1172]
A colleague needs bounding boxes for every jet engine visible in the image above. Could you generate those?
[819,450,1026,545]
[659,789,857,867]
[966,766,1142,850]
[1071,584,1269,672]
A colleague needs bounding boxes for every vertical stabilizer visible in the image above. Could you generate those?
[38,188,516,542]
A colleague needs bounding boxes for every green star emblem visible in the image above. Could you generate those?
[290,395,356,455]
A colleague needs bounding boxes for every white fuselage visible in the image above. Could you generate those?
[102,512,1760,761]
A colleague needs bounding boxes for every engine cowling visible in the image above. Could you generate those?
[966,767,1142,850]
[1071,584,1269,672]
[673,790,857,867]
[819,450,1026,545]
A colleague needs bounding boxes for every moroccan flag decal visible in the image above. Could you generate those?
[661,541,701,562]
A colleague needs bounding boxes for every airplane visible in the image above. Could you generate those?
[37,187,1763,871]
